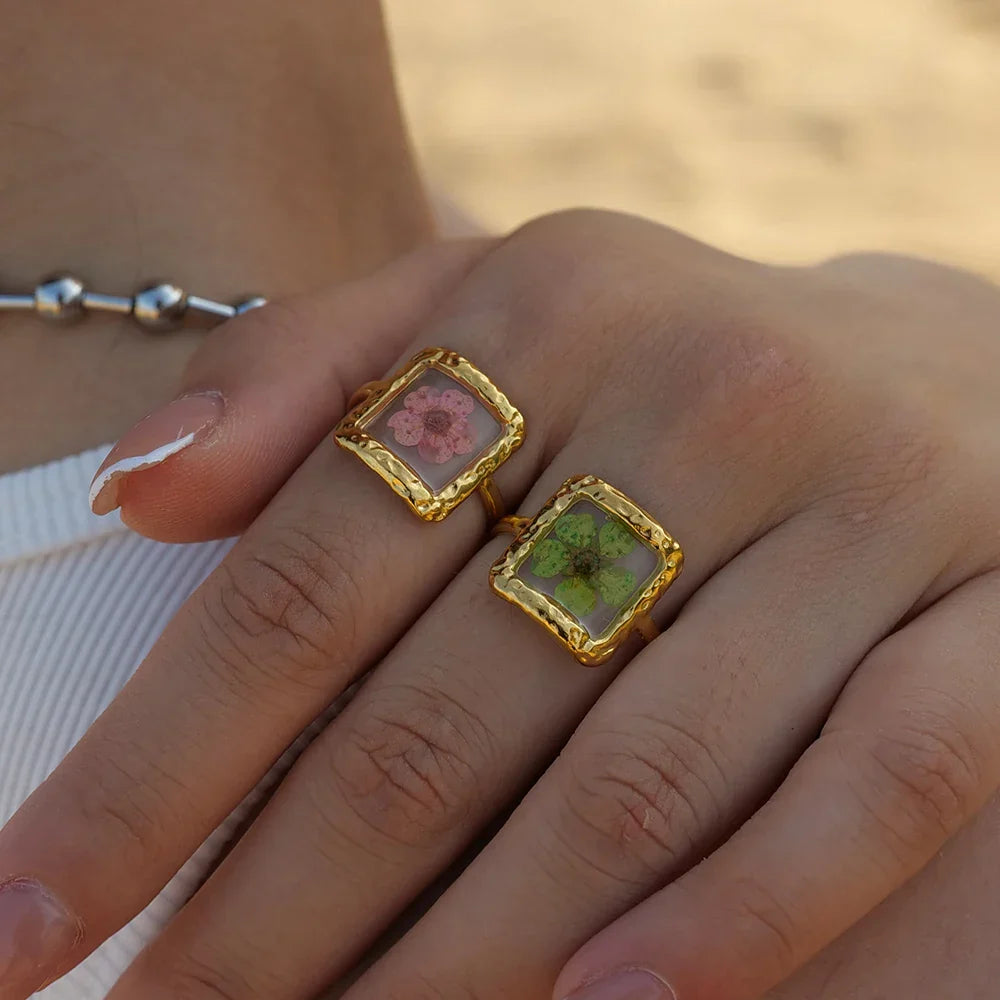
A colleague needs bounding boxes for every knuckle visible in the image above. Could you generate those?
[511,207,695,265]
[728,877,802,978]
[558,718,726,883]
[126,950,262,1000]
[73,737,193,867]
[841,714,984,853]
[144,969,243,1000]
[811,420,948,532]
[323,682,497,848]
[199,523,365,694]
[499,210,673,343]
[497,214,624,358]
[494,209,798,441]
[683,317,821,455]
[509,208,634,265]
[870,722,983,833]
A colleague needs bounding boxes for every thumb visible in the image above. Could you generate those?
[88,238,493,542]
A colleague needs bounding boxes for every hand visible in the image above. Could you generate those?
[2,210,998,1000]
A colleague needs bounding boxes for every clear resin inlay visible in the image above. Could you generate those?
[366,368,502,493]
[516,498,659,638]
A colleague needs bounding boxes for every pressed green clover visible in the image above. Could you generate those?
[530,509,639,618]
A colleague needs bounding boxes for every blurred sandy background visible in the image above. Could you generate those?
[385,0,999,279]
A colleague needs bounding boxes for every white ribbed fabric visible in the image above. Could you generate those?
[0,445,239,997]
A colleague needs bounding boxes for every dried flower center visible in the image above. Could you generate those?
[423,409,452,435]
[571,547,601,578]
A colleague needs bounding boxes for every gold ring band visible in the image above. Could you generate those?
[478,478,507,522]
[492,514,532,538]
[632,614,660,644]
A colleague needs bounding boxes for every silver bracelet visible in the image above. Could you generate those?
[0,274,267,330]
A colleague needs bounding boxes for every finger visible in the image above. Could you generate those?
[0,264,557,995]
[554,569,1000,1000]
[337,494,959,999]
[89,238,494,542]
[105,416,771,1000]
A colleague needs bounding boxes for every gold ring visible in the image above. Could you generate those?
[334,347,525,522]
[489,475,683,665]
[491,514,532,538]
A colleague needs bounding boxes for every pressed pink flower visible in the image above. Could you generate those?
[387,384,477,464]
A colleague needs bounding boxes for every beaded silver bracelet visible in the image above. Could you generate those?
[0,275,267,330]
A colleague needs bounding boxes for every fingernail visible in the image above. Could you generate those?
[0,877,83,996]
[88,391,224,515]
[563,968,676,1000]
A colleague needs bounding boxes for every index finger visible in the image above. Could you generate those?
[0,265,549,997]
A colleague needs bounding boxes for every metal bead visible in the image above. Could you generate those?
[235,296,268,315]
[34,275,86,321]
[133,283,188,330]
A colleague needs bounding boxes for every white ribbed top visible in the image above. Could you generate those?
[0,446,238,997]
[0,447,126,563]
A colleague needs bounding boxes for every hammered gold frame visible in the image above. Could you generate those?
[334,347,525,521]
[489,476,683,665]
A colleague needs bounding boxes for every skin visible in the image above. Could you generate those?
[0,0,431,475]
[2,3,999,998]
[3,210,1000,1000]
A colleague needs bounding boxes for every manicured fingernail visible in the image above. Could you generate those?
[0,877,83,996]
[563,968,676,1000]
[88,391,224,515]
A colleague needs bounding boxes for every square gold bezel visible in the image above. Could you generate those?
[334,347,525,521]
[489,476,683,665]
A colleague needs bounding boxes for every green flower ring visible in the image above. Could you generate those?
[530,510,639,618]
